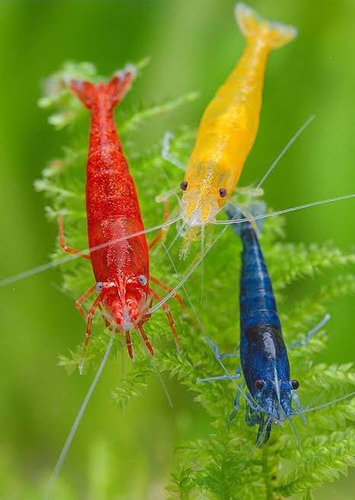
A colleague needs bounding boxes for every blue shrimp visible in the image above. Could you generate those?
[200,202,329,445]
[232,202,297,443]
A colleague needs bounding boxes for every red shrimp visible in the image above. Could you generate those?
[60,66,181,371]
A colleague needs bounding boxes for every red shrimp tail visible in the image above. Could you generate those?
[69,80,96,109]
[107,65,137,107]
[69,64,137,110]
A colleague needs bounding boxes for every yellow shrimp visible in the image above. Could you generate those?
[180,3,297,237]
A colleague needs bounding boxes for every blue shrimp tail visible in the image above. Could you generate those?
[225,201,266,236]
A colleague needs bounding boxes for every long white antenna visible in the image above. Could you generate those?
[213,193,355,225]
[161,242,253,408]
[256,115,315,189]
[149,192,355,313]
[44,334,114,499]
[299,390,355,415]
[0,216,181,287]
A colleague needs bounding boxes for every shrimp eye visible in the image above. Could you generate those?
[180,181,188,191]
[291,379,300,390]
[255,379,265,390]
[138,274,148,286]
[95,282,103,292]
[219,187,227,198]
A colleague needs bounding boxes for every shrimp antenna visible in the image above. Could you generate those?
[213,193,355,226]
[161,239,206,340]
[0,215,181,287]
[160,241,253,408]
[149,191,355,314]
[283,410,303,451]
[148,223,226,314]
[44,334,115,499]
[256,115,315,189]
[200,224,205,304]
[166,217,188,255]
[297,390,355,415]
[156,371,174,408]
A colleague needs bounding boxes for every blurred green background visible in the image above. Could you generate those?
[1,0,355,498]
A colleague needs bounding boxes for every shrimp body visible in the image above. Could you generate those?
[68,68,179,363]
[226,203,297,444]
[181,3,297,229]
[70,70,149,330]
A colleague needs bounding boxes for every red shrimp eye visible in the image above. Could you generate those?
[95,282,103,292]
[219,187,227,198]
[255,379,265,390]
[180,181,188,191]
[138,275,147,286]
[291,379,300,390]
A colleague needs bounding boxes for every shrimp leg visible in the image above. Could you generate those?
[161,131,186,171]
[138,325,154,356]
[288,314,330,349]
[229,380,246,421]
[148,198,171,250]
[125,331,133,360]
[198,368,241,383]
[58,214,90,260]
[150,275,185,311]
[98,303,114,331]
[75,284,96,320]
[205,336,239,360]
[79,295,102,373]
[292,392,306,424]
[149,288,180,349]
[197,338,241,382]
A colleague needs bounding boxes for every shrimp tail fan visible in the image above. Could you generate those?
[235,3,297,49]
[225,201,266,236]
[68,64,137,110]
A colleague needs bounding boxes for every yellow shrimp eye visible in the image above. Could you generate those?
[180,181,188,191]
[291,379,300,390]
[219,187,227,198]
[255,379,265,390]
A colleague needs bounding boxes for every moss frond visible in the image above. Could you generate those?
[40,62,355,499]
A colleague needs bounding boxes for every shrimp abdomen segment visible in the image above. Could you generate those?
[239,226,280,331]
[88,216,149,284]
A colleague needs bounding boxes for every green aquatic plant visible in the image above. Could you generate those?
[39,62,355,499]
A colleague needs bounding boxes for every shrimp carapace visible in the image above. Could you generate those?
[180,3,297,233]
[65,66,181,368]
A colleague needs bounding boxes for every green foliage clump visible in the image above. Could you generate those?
[39,62,355,499]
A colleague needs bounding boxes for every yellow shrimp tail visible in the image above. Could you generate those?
[235,3,297,49]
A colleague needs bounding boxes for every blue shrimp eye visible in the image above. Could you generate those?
[95,282,103,292]
[138,275,147,286]
[255,379,265,390]
[219,187,227,198]
[291,379,299,390]
[180,181,188,191]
